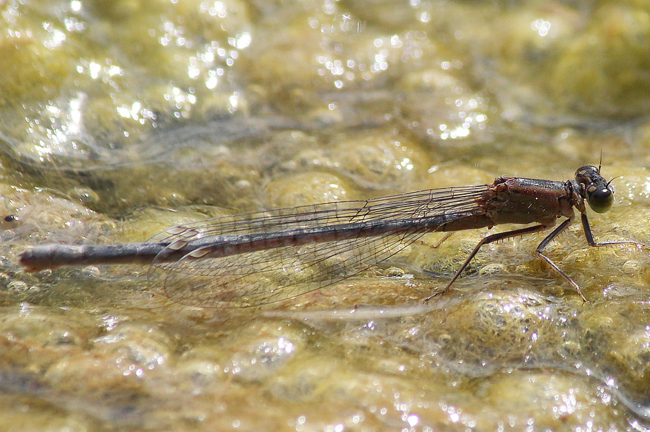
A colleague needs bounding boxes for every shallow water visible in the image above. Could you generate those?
[1,0,650,430]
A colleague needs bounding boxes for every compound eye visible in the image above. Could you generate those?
[586,185,613,213]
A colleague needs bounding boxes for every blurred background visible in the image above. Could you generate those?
[1,0,650,430]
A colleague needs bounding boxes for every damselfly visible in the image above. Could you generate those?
[19,165,650,307]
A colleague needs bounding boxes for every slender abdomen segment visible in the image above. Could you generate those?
[19,212,489,272]
[19,243,167,272]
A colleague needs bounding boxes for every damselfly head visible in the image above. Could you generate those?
[575,165,613,213]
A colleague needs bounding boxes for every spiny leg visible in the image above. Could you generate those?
[576,212,650,297]
[581,213,650,250]
[535,218,588,302]
[424,224,549,302]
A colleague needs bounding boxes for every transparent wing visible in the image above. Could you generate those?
[148,185,489,308]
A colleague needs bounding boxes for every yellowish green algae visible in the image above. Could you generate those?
[1,0,650,430]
